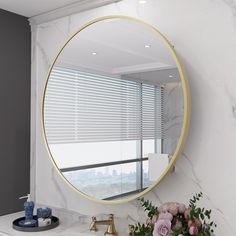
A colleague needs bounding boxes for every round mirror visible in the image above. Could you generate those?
[42,16,190,203]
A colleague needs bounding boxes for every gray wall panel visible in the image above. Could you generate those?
[0,9,31,216]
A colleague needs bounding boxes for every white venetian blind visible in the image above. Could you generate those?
[44,66,164,144]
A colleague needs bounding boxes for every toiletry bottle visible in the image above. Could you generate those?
[19,194,34,220]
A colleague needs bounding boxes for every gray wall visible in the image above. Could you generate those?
[0,9,31,216]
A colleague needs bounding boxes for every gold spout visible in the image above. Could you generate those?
[90,214,118,236]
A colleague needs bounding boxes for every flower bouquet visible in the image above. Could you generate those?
[129,192,217,236]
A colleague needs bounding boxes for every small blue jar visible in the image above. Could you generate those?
[37,208,52,219]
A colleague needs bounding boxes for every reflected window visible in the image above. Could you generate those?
[44,66,164,199]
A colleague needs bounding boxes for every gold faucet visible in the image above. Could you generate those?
[90,214,118,236]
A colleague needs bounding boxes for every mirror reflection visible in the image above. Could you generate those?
[43,18,184,201]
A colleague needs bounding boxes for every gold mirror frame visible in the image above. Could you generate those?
[41,15,191,205]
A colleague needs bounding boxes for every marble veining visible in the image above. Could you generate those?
[222,0,236,22]
[232,105,236,119]
[163,82,183,155]
[177,153,236,234]
[36,40,51,73]
[225,86,236,120]
[67,15,72,36]
[151,190,164,205]
[51,168,68,209]
[181,152,201,184]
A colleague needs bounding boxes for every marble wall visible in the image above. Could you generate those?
[163,82,184,155]
[30,0,236,235]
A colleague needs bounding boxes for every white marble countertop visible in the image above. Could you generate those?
[0,212,128,236]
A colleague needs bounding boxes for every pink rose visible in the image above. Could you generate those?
[153,219,171,236]
[167,203,179,216]
[158,212,173,221]
[152,215,158,224]
[195,219,202,227]
[189,223,199,235]
[178,203,186,214]
[173,219,182,230]
[188,220,193,227]
[188,219,201,228]
[184,208,191,219]
[160,202,179,215]
[159,203,169,212]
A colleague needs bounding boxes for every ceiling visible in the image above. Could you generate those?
[56,18,179,84]
[0,0,118,17]
[57,18,177,76]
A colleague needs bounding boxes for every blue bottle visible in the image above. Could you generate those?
[19,194,37,227]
